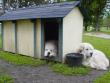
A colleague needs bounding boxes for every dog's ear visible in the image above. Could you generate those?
[75,45,84,53]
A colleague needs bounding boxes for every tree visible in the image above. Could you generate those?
[90,0,107,31]
[103,14,110,28]
[3,0,46,10]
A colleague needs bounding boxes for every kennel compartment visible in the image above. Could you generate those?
[65,53,83,67]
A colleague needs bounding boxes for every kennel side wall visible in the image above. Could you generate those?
[63,7,83,61]
[3,21,16,53]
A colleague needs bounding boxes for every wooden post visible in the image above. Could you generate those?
[12,20,17,53]
[31,19,37,57]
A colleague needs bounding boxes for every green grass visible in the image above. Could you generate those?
[0,35,2,48]
[0,75,13,83]
[0,51,46,66]
[100,27,110,35]
[83,35,110,58]
[94,71,110,83]
[100,31,110,35]
[51,63,90,75]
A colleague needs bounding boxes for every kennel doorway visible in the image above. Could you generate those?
[41,18,63,61]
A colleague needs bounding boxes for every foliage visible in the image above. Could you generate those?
[83,35,110,58]
[3,0,67,10]
[102,15,110,28]
[4,0,46,10]
[51,63,90,75]
[100,27,110,34]
[0,51,46,66]
[94,71,110,83]
[0,75,13,83]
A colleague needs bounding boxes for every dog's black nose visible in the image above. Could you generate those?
[47,52,50,56]
[90,53,93,57]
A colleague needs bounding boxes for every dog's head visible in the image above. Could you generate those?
[77,43,94,59]
[44,41,57,57]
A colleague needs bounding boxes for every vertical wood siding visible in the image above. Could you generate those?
[17,20,34,57]
[3,21,16,52]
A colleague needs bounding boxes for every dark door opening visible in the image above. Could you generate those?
[44,20,59,42]
[44,19,59,59]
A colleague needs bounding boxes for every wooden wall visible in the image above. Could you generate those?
[17,20,34,57]
[3,21,16,52]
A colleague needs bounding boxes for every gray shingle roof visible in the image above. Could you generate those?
[0,1,80,21]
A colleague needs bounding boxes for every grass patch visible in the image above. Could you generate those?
[0,75,13,83]
[100,31,110,35]
[0,51,46,66]
[0,35,2,48]
[100,27,110,35]
[51,63,90,75]
[83,35,110,58]
[94,71,110,83]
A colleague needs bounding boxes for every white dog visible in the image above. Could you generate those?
[44,40,57,57]
[77,43,109,70]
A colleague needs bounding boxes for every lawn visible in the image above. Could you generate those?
[51,63,90,75]
[0,35,2,48]
[100,27,110,35]
[0,75,13,83]
[94,71,110,83]
[0,51,46,66]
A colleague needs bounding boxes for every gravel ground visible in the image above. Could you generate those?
[0,59,108,83]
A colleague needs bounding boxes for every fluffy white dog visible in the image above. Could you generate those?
[44,40,57,57]
[77,43,109,70]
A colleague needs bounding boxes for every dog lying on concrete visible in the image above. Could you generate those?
[44,40,57,57]
[76,43,109,70]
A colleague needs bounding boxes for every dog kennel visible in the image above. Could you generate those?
[0,1,84,62]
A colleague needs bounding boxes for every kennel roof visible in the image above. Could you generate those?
[0,1,81,21]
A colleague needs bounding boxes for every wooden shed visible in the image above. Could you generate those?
[0,1,84,62]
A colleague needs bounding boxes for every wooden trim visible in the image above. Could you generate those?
[41,19,44,58]
[30,19,37,57]
[1,22,4,50]
[33,20,37,57]
[15,21,17,53]
[58,18,63,62]
[12,20,18,53]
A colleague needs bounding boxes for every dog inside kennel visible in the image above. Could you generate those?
[43,19,59,60]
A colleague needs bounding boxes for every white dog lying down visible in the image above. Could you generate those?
[44,41,57,57]
[76,43,109,70]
